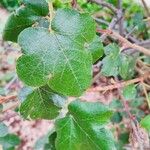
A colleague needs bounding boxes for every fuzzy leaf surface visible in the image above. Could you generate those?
[87,36,104,63]
[19,86,64,120]
[3,0,48,42]
[55,100,116,150]
[17,9,96,96]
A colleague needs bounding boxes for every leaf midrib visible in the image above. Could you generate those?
[72,116,101,150]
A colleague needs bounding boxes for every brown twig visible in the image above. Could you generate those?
[141,0,150,16]
[141,81,150,108]
[144,17,150,22]
[100,17,119,41]
[117,0,124,36]
[139,39,150,48]
[116,77,144,150]
[89,73,149,92]
[4,75,17,92]
[0,95,17,104]
[97,29,150,56]
[2,102,19,113]
[71,0,77,8]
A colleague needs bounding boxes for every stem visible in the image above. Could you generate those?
[2,102,19,113]
[118,0,124,36]
[97,29,150,56]
[116,77,144,150]
[141,0,150,16]
[48,1,54,31]
[90,0,118,14]
[71,0,77,8]
[89,73,149,92]
[0,95,17,104]
[141,81,150,108]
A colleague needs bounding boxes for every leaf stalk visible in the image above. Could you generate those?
[48,1,54,31]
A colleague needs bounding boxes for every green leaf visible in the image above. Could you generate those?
[130,97,144,108]
[109,99,123,109]
[55,100,116,150]
[3,0,48,42]
[101,44,135,78]
[46,0,55,3]
[61,0,72,3]
[118,132,129,149]
[48,132,57,150]
[101,55,120,76]
[133,13,146,31]
[101,43,120,77]
[119,132,129,144]
[122,84,137,100]
[111,112,122,123]
[23,0,49,16]
[68,100,113,125]
[119,54,135,80]
[19,86,64,120]
[51,8,96,43]
[104,43,120,57]
[140,115,150,131]
[87,36,104,63]
[17,8,95,96]
[0,134,20,150]
[0,123,8,137]
[17,55,49,86]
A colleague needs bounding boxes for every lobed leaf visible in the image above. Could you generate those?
[87,36,104,63]
[3,0,48,42]
[55,100,116,150]
[101,43,135,78]
[16,8,97,96]
[0,134,20,150]
[19,86,65,120]
[122,84,137,100]
[101,43,120,76]
[119,54,135,80]
[51,8,96,43]
[140,115,150,131]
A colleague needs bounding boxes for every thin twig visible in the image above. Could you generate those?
[139,39,150,48]
[48,1,54,31]
[2,102,19,113]
[141,0,150,16]
[89,73,149,92]
[116,77,144,150]
[144,17,150,22]
[125,26,137,39]
[100,10,123,41]
[92,72,102,84]
[4,75,17,92]
[141,81,150,108]
[90,0,118,14]
[71,0,77,8]
[97,29,150,56]
[100,17,118,41]
[0,95,17,104]
[118,0,124,36]
[94,17,109,26]
[127,35,140,44]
